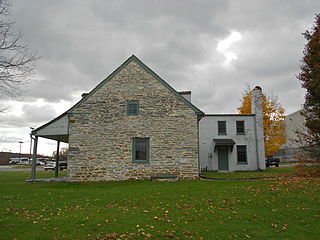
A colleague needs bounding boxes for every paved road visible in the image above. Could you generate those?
[0,166,45,171]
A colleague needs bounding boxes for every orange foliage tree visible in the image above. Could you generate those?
[237,89,285,156]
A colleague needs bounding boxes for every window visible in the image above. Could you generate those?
[132,138,150,163]
[127,101,139,115]
[218,121,226,135]
[236,121,245,135]
[237,145,247,164]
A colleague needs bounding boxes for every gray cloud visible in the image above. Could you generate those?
[0,135,21,143]
[3,0,319,130]
[1,103,57,128]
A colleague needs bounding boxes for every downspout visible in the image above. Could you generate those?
[197,113,205,177]
[253,114,261,170]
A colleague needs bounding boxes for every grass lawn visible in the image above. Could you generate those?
[11,165,43,169]
[0,170,319,240]
[201,166,295,179]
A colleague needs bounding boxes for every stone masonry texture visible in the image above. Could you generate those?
[67,60,199,181]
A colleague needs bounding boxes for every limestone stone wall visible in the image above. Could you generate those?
[67,61,199,181]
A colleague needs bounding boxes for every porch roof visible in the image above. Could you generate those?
[213,139,235,152]
[213,139,235,145]
[32,113,69,143]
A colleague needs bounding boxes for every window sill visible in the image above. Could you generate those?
[236,133,245,135]
[218,133,227,135]
[237,162,248,165]
[132,160,149,164]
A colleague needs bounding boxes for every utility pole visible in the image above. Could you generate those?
[18,141,23,163]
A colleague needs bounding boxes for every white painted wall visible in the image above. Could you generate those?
[199,115,259,171]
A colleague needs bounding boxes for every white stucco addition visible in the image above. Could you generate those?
[199,87,266,172]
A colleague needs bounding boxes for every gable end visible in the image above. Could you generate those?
[68,55,204,116]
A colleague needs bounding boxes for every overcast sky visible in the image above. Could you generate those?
[0,0,319,155]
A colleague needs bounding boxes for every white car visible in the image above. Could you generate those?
[9,158,20,164]
[43,161,67,171]
[17,158,30,165]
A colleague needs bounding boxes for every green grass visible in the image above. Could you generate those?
[0,170,319,240]
[11,165,43,169]
[201,167,295,179]
[279,162,297,165]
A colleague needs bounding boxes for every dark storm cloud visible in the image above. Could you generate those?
[1,103,57,128]
[8,0,320,117]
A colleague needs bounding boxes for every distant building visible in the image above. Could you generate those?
[274,109,307,161]
[0,152,29,165]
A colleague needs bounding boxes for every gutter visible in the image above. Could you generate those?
[253,114,262,170]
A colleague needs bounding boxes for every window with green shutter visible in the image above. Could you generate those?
[237,145,247,164]
[132,138,150,163]
[218,121,227,135]
[236,121,245,135]
[127,101,139,115]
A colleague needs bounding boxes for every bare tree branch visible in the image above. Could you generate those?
[0,0,38,103]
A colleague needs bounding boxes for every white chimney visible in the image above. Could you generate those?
[251,86,266,170]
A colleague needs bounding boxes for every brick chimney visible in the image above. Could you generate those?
[251,86,266,170]
[178,91,191,102]
[81,93,89,98]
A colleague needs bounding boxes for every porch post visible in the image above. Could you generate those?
[30,136,38,180]
[55,141,60,178]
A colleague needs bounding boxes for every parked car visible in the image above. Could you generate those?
[9,158,20,165]
[37,158,50,165]
[266,157,280,167]
[17,158,30,165]
[59,161,67,170]
[36,159,46,166]
[43,161,67,171]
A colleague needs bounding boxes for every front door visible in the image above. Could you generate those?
[218,146,229,171]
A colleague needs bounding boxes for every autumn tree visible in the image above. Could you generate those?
[238,88,285,156]
[52,147,68,161]
[297,14,320,162]
[0,0,38,112]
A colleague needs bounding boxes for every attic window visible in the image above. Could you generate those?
[127,101,139,115]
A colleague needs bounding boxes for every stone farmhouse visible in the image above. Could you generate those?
[31,56,265,181]
[31,55,203,181]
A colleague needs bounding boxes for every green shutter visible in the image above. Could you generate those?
[237,145,248,164]
[236,121,245,135]
[218,121,227,135]
[132,138,150,163]
[127,101,139,115]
